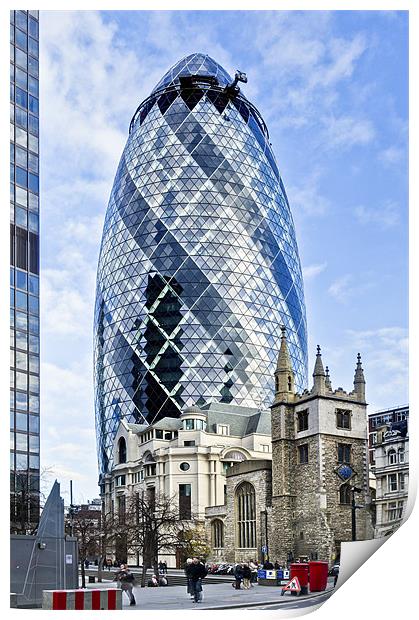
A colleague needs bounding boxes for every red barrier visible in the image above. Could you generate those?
[52,591,67,610]
[42,589,122,610]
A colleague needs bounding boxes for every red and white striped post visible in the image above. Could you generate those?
[42,589,122,610]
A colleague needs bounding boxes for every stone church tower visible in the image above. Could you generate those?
[270,328,372,564]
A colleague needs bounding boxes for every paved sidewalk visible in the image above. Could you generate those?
[84,578,335,610]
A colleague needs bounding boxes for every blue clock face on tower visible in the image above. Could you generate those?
[337,465,354,481]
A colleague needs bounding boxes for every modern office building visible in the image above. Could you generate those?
[10,10,41,532]
[95,53,308,475]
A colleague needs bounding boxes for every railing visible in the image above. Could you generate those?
[128,82,269,141]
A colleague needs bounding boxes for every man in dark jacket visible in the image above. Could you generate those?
[189,557,207,603]
[184,558,193,598]
[234,563,244,590]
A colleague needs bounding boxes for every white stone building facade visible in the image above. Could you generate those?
[101,401,272,566]
[373,420,409,537]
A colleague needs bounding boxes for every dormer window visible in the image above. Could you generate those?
[217,424,230,436]
[183,418,206,431]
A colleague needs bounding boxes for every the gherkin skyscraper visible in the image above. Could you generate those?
[94,53,308,474]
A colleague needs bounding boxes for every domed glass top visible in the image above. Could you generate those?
[151,52,233,94]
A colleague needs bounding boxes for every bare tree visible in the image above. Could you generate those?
[68,512,101,589]
[123,491,186,587]
[96,509,118,583]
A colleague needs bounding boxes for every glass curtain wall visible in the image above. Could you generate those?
[95,53,308,475]
[10,9,40,533]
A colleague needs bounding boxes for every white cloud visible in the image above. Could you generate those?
[248,13,371,140]
[311,327,408,412]
[323,115,375,149]
[345,327,408,409]
[327,273,375,303]
[328,274,353,302]
[379,146,404,166]
[309,34,367,89]
[303,262,328,280]
[354,200,400,228]
[40,360,99,502]
[288,170,331,217]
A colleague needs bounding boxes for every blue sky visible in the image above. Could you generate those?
[38,10,408,501]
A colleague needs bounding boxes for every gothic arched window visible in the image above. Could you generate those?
[118,437,127,464]
[212,519,224,549]
[235,482,256,548]
[339,484,351,505]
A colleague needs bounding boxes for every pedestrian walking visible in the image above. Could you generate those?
[162,561,168,574]
[158,561,164,575]
[189,557,207,603]
[114,564,136,606]
[184,558,193,598]
[233,563,244,590]
[242,563,252,589]
[249,560,258,584]
[333,565,340,588]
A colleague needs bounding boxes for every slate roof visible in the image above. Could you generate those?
[201,402,271,437]
[126,402,271,438]
[127,423,148,433]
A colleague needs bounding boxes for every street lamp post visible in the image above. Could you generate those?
[351,486,362,541]
[260,510,269,563]
[69,480,74,537]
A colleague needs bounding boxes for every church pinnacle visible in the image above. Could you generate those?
[313,345,326,393]
[274,326,295,399]
[325,365,332,391]
[353,353,366,401]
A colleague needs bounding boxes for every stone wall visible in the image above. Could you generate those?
[321,434,371,545]
[206,460,272,564]
[270,393,372,564]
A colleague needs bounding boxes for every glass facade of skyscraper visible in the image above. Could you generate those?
[10,10,40,532]
[95,53,307,475]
